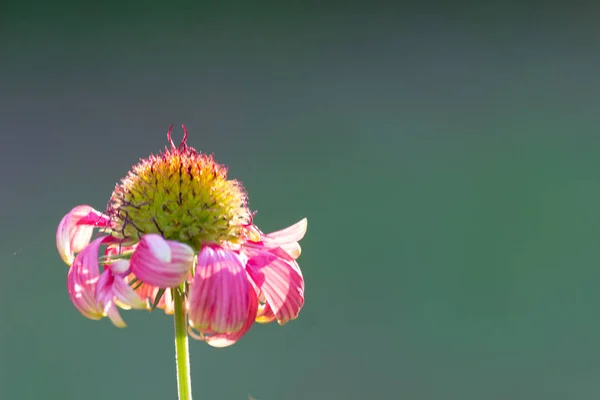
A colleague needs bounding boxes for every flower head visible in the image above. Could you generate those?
[57,125,307,347]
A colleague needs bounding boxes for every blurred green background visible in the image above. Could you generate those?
[2,2,600,399]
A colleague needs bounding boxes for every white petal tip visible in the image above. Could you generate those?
[143,234,171,263]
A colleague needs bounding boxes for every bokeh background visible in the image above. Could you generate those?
[2,2,600,399]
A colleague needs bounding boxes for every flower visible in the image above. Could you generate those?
[56,125,307,347]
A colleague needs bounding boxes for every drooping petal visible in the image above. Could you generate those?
[268,242,302,262]
[95,271,126,328]
[188,245,252,336]
[107,261,146,310]
[161,287,175,314]
[95,260,146,328]
[245,249,304,325]
[108,259,130,275]
[104,301,126,328]
[244,224,262,242]
[129,234,195,288]
[196,290,258,348]
[67,236,106,320]
[112,278,146,310]
[132,281,174,313]
[250,279,276,324]
[244,219,306,260]
[261,218,307,247]
[57,205,110,265]
[105,242,137,261]
[255,301,276,324]
[76,210,111,227]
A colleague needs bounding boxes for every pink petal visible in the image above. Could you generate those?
[107,261,146,310]
[189,288,258,348]
[108,259,130,275]
[245,249,304,325]
[111,278,146,310]
[67,236,106,320]
[129,234,195,288]
[105,243,137,259]
[255,301,276,324]
[261,218,307,247]
[95,271,126,328]
[244,224,262,242]
[57,205,110,265]
[76,211,111,227]
[188,245,252,335]
[270,242,302,261]
[161,288,175,314]
[104,301,126,328]
[249,278,276,324]
[95,261,146,328]
[132,282,174,313]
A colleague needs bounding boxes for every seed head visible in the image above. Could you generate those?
[107,125,251,249]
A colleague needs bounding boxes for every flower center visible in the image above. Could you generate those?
[107,125,251,249]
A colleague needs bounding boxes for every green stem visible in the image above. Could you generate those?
[173,287,193,400]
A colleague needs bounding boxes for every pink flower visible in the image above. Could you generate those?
[56,125,307,346]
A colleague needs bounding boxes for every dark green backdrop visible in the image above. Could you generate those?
[2,2,600,399]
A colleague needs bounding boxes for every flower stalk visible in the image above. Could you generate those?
[174,287,193,400]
